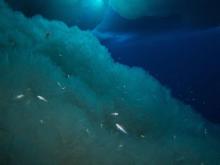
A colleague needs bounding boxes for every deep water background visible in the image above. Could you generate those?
[95,10,220,123]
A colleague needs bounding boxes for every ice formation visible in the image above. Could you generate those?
[0,0,220,164]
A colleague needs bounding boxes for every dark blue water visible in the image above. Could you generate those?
[96,11,220,123]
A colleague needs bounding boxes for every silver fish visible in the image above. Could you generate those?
[37,95,48,102]
[115,123,127,134]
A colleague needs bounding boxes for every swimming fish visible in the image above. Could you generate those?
[115,123,127,134]
[111,112,119,116]
[37,95,48,102]
[15,94,24,99]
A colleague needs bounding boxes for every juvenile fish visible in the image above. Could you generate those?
[37,95,48,102]
[115,123,127,134]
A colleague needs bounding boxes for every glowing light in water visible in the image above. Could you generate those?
[92,0,104,9]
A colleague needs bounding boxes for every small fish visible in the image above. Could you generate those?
[204,128,208,135]
[140,134,145,138]
[86,128,90,134]
[111,112,119,116]
[15,94,24,99]
[57,82,66,90]
[57,82,61,86]
[115,123,127,134]
[37,95,48,102]
[118,144,124,148]
[39,120,44,124]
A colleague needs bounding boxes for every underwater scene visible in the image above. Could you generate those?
[0,0,220,164]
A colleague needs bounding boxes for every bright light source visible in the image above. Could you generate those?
[92,0,104,9]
